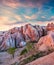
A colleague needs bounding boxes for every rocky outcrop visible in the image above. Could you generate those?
[34,31,54,52]
[46,23,54,31]
[26,52,54,65]
[0,24,47,51]
[34,25,43,37]
[22,24,40,42]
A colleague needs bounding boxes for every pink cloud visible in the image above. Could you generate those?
[2,0,48,8]
[3,0,21,8]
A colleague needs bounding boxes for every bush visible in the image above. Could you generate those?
[20,48,28,55]
[7,47,16,58]
[20,42,35,55]
[26,43,34,52]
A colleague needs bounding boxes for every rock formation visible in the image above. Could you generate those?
[34,23,54,52]
[0,24,47,51]
[46,23,54,31]
[38,31,54,51]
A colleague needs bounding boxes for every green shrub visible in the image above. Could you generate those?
[26,43,34,52]
[20,43,34,55]
[20,48,28,55]
[7,47,16,58]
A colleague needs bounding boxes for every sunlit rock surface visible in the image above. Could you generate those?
[22,24,40,42]
[0,24,47,51]
[35,31,54,52]
[46,23,54,31]
[26,52,54,65]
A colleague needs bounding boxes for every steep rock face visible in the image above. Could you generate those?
[22,24,40,42]
[35,31,54,51]
[26,52,54,65]
[34,25,47,37]
[34,25,43,37]
[0,34,15,51]
[0,32,26,50]
[14,32,26,47]
[42,26,47,35]
[0,24,47,51]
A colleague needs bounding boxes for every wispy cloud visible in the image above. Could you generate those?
[0,0,49,8]
[0,8,23,21]
[2,0,21,8]
[24,14,37,20]
[0,0,54,31]
[5,21,26,25]
[0,16,17,25]
[0,16,9,24]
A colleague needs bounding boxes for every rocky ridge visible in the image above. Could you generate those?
[0,24,47,51]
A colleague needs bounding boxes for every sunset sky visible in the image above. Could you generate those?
[0,0,54,31]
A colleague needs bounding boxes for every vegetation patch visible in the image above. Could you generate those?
[7,47,16,58]
[20,42,35,55]
[19,50,54,65]
[20,48,28,55]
